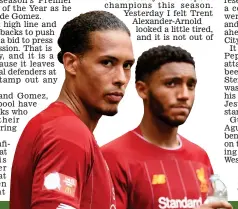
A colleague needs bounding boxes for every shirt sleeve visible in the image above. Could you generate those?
[203,152,214,176]
[102,149,129,209]
[31,122,92,209]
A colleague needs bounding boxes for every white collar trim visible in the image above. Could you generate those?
[132,131,183,150]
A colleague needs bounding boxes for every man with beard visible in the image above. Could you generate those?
[101,45,232,209]
[10,11,134,209]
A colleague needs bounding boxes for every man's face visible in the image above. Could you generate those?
[75,30,134,116]
[144,62,197,127]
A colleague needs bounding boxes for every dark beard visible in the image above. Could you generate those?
[94,107,118,116]
[148,91,188,127]
[81,98,118,117]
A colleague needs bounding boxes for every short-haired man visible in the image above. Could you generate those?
[10,11,134,209]
[102,45,232,209]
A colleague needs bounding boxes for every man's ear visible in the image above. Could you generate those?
[136,81,149,100]
[62,52,79,75]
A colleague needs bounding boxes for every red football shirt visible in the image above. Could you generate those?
[10,102,116,209]
[101,127,213,209]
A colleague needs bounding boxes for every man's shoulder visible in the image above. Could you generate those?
[38,102,88,130]
[180,134,208,155]
[100,129,141,167]
[101,131,136,173]
[20,102,92,147]
[101,130,134,153]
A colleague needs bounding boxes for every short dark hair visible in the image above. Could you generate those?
[57,10,130,64]
[135,45,195,82]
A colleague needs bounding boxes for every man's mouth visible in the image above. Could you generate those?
[105,92,124,103]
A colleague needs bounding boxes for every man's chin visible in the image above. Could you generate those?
[95,107,118,117]
[169,120,186,127]
[159,116,187,127]
[103,111,118,116]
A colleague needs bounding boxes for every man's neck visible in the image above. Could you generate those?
[57,81,101,132]
[139,112,179,149]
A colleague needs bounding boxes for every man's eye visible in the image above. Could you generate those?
[188,83,196,90]
[123,63,132,70]
[166,81,175,87]
[101,60,113,67]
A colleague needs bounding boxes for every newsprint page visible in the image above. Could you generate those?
[0,0,237,208]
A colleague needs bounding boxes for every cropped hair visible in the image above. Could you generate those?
[57,10,130,63]
[135,45,195,82]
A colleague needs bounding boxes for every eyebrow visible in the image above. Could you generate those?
[189,77,197,82]
[101,55,135,63]
[162,76,197,82]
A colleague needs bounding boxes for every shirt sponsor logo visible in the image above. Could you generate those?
[152,174,166,185]
[43,172,77,198]
[56,203,76,209]
[196,167,208,193]
[158,197,202,209]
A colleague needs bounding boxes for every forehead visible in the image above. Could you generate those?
[87,30,134,60]
[152,62,196,80]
